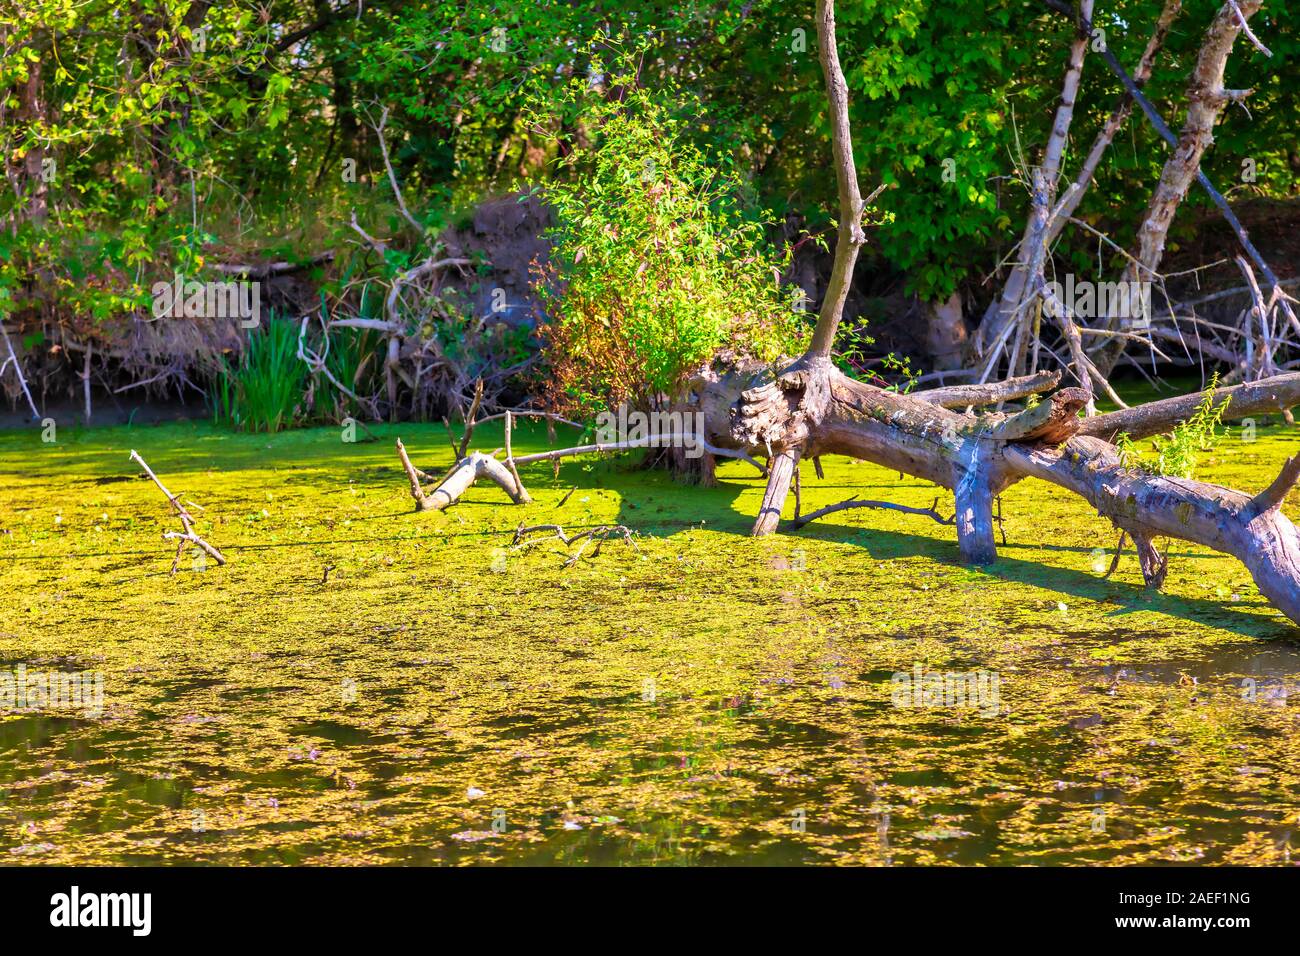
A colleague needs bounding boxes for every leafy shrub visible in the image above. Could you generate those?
[526,49,805,415]
[1115,376,1226,479]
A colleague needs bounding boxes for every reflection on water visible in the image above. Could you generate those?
[3,634,1299,865]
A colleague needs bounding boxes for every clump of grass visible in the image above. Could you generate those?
[1115,375,1226,479]
[211,318,306,432]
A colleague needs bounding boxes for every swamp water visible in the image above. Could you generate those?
[1,417,1298,864]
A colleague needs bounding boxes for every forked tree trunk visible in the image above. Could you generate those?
[1094,0,1264,375]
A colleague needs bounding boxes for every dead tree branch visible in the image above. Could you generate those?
[790,495,956,530]
[512,523,638,566]
[980,0,1096,359]
[1097,0,1266,373]
[806,0,866,360]
[1080,371,1300,441]
[395,439,530,513]
[457,378,484,459]
[0,319,40,419]
[129,450,226,573]
[915,370,1062,409]
[370,105,425,237]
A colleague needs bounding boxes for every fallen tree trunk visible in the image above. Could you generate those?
[1002,438,1300,623]
[691,355,1300,625]
[718,0,1300,627]
[403,353,1300,626]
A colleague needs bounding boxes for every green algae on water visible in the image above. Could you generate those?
[1,416,1299,865]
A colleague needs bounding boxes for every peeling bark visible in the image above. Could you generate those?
[915,370,1061,409]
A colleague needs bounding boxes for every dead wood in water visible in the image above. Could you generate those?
[395,438,530,513]
[700,0,1300,627]
[129,450,226,573]
[512,523,638,566]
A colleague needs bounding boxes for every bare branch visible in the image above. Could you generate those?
[129,450,226,572]
[806,0,866,359]
[915,370,1062,409]
[512,523,637,567]
[457,378,484,459]
[1080,371,1300,441]
[210,252,334,277]
[395,442,530,513]
[1229,0,1272,56]
[370,105,424,236]
[790,495,956,530]
[1246,454,1300,518]
[504,410,525,500]
[0,319,40,419]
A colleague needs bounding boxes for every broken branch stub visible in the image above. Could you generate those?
[982,387,1090,444]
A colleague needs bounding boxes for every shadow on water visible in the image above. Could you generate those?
[599,467,1299,643]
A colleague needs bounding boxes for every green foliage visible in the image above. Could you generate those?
[211,320,306,433]
[527,47,804,412]
[1115,376,1228,479]
[5,0,1299,424]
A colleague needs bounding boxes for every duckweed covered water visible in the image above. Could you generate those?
[2,415,1299,865]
